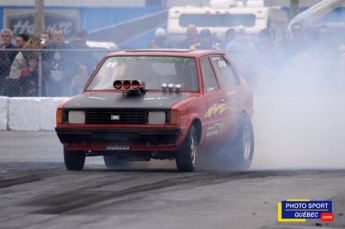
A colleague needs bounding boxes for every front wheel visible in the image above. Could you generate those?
[64,147,85,171]
[175,125,198,172]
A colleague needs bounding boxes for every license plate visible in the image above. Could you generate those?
[106,146,130,151]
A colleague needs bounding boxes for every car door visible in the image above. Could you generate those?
[200,57,228,143]
[208,55,245,136]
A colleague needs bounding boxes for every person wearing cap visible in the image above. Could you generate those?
[190,29,220,50]
[69,30,97,95]
[147,28,174,48]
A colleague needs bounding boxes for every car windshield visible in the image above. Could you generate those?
[87,55,199,92]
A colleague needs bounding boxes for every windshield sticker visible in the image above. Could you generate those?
[110,56,190,63]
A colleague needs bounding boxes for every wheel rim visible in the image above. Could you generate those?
[243,125,252,160]
[190,134,197,165]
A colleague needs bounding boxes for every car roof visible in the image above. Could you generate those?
[107,49,225,57]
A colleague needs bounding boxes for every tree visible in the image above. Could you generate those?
[34,0,44,37]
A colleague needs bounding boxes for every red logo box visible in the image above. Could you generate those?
[320,212,334,222]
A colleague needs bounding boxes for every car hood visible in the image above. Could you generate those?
[63,91,193,110]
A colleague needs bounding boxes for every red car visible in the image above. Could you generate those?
[55,49,254,172]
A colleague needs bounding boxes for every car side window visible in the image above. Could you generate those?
[209,55,240,88]
[200,57,219,93]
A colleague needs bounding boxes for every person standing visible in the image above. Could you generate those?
[190,29,220,50]
[68,30,97,95]
[40,32,51,46]
[0,28,18,95]
[43,27,77,96]
[176,24,200,49]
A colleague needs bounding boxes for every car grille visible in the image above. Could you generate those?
[85,109,147,124]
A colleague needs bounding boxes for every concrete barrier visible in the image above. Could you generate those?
[3,97,68,131]
[1,95,345,132]
[0,97,9,131]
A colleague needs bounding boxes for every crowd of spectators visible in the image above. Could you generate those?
[0,28,97,97]
[0,21,344,97]
[148,22,344,95]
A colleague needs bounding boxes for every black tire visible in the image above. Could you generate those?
[103,156,132,169]
[64,147,85,171]
[175,125,198,172]
[227,114,254,170]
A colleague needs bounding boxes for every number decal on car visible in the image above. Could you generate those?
[218,61,226,68]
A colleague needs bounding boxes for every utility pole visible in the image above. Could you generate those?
[290,0,300,21]
[34,0,44,37]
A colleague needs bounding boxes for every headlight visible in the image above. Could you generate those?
[148,112,166,124]
[68,111,85,124]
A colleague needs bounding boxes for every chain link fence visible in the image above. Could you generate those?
[0,48,115,97]
[0,47,344,97]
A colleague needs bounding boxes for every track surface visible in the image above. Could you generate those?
[0,132,344,229]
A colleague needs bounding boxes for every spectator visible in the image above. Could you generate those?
[147,28,174,49]
[254,29,277,90]
[43,27,77,97]
[18,53,43,97]
[0,28,18,95]
[226,27,256,77]
[212,32,225,47]
[190,29,220,50]
[309,25,339,92]
[5,36,42,97]
[282,22,311,60]
[176,24,199,49]
[69,30,98,95]
[15,33,29,49]
[40,32,51,46]
[220,28,236,50]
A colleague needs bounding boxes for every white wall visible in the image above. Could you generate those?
[0,97,68,131]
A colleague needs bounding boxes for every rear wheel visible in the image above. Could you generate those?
[227,114,254,170]
[175,125,198,172]
[103,156,132,169]
[64,147,85,171]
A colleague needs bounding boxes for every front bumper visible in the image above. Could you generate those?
[55,126,183,152]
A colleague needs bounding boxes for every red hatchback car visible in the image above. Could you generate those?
[55,49,254,172]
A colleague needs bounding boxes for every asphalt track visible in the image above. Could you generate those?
[1,95,345,229]
[0,131,344,229]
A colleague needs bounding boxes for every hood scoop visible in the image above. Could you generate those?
[113,80,146,95]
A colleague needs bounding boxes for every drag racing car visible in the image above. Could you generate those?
[55,49,254,172]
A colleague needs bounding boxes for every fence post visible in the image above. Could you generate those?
[38,49,43,97]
